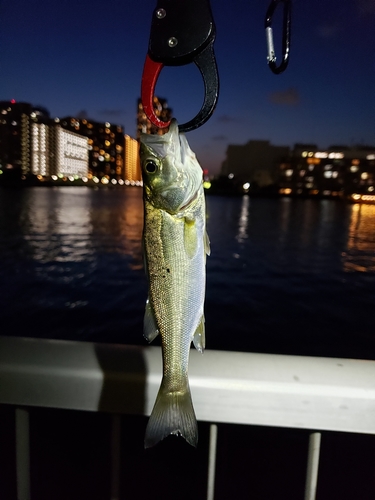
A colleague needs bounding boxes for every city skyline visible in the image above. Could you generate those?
[1,0,374,175]
[0,100,143,183]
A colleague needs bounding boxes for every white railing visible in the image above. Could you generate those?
[1,336,375,500]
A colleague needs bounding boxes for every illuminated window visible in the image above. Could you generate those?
[328,152,344,159]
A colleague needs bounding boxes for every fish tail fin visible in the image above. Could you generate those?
[144,381,198,448]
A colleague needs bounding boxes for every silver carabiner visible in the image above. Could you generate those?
[265,0,291,74]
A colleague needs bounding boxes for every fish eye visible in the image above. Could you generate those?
[144,161,157,174]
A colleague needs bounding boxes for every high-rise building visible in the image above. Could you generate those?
[124,135,141,184]
[58,117,124,180]
[0,100,51,178]
[137,97,172,138]
[31,122,50,176]
[51,126,89,178]
[0,101,90,181]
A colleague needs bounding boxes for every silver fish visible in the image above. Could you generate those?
[140,119,210,448]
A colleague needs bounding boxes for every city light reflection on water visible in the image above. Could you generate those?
[0,187,374,357]
[10,187,144,269]
[24,187,94,262]
[229,195,375,275]
[344,203,375,273]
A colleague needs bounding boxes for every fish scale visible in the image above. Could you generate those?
[145,200,205,388]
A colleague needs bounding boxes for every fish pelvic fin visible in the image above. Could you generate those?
[143,298,159,343]
[144,381,198,448]
[193,315,205,353]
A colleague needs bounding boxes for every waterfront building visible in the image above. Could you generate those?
[220,140,290,188]
[0,100,50,179]
[58,117,124,181]
[124,135,141,184]
[279,145,375,198]
[50,126,89,178]
[137,97,172,138]
[0,101,90,181]
[31,123,50,176]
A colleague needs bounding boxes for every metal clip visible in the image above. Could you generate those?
[141,0,219,132]
[265,0,291,74]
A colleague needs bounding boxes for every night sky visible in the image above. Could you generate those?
[1,0,374,174]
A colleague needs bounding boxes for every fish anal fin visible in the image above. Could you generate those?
[144,381,198,448]
[193,316,205,353]
[143,299,159,343]
[204,230,211,256]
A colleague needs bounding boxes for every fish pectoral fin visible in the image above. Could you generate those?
[193,315,205,353]
[183,217,198,259]
[143,299,159,343]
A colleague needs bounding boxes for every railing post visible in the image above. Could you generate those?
[304,432,321,500]
[110,414,121,500]
[207,424,218,500]
[15,408,31,500]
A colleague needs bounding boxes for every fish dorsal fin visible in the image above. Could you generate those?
[184,217,198,259]
[143,299,159,343]
[192,316,205,353]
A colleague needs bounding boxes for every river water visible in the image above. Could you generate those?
[1,186,374,360]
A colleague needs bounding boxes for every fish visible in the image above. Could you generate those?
[140,119,210,448]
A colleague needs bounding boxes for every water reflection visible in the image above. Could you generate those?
[0,187,144,269]
[343,204,375,272]
[116,188,143,270]
[278,197,292,247]
[25,188,93,262]
[81,187,144,269]
[1,189,374,354]
[236,195,249,243]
